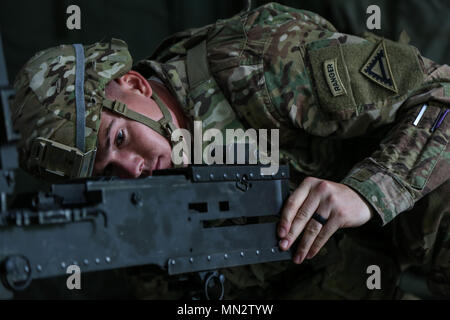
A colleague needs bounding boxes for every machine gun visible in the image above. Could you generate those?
[0,34,292,300]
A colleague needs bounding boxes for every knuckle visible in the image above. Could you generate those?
[316,180,330,193]
[305,222,321,234]
[295,209,309,221]
[304,176,316,185]
[327,193,338,205]
[285,196,297,209]
[286,230,298,242]
[335,209,346,220]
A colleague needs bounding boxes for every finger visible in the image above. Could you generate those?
[306,217,340,260]
[282,188,321,250]
[293,219,322,264]
[278,177,316,238]
[292,201,332,263]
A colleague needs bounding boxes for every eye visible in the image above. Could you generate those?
[115,129,125,147]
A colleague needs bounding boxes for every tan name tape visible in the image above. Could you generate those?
[323,58,346,97]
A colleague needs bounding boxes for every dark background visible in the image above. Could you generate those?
[1,0,450,84]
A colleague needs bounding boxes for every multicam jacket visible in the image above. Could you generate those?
[133,2,450,228]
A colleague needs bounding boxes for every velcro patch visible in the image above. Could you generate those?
[323,58,346,97]
[361,40,398,93]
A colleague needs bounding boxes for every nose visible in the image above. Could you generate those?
[111,151,144,178]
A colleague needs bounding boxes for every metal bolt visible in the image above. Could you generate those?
[24,266,29,273]
[105,257,111,263]
[83,259,89,266]
[224,254,228,259]
[207,256,211,261]
[271,248,276,253]
[60,262,66,269]
[223,173,228,179]
[95,258,100,264]
[195,174,201,180]
[249,173,254,178]
[240,252,244,257]
[256,250,260,255]
[209,173,214,180]
[131,192,143,207]
[236,173,240,179]
[281,172,286,177]
[36,265,42,272]
[189,257,194,264]
[171,260,176,265]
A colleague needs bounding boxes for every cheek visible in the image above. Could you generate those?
[132,124,172,156]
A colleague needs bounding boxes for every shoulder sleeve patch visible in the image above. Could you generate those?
[361,40,398,93]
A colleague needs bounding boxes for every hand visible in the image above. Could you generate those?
[278,177,373,264]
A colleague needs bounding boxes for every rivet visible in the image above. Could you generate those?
[224,254,228,259]
[240,252,244,257]
[83,259,89,266]
[189,257,194,264]
[36,265,42,272]
[256,250,260,255]
[61,262,66,269]
[95,258,100,264]
[207,256,211,261]
[105,257,111,263]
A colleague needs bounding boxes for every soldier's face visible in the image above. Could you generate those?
[92,72,174,178]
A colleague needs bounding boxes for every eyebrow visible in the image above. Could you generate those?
[104,119,116,153]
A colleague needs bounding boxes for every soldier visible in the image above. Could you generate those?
[10,3,449,298]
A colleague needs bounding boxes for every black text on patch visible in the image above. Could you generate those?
[323,59,346,97]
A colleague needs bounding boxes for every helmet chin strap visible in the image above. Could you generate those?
[102,91,186,168]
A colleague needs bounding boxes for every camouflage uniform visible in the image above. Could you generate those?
[11,3,449,298]
[132,2,450,298]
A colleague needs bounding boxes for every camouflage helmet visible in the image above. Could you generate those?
[11,39,133,180]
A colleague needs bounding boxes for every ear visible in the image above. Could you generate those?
[115,70,152,98]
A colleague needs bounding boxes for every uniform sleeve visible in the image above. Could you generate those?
[341,91,450,225]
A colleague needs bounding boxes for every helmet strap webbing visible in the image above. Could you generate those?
[102,91,185,167]
[73,44,86,152]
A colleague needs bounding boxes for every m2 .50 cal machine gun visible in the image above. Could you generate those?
[0,35,292,299]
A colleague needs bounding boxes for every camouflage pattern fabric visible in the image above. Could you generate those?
[11,39,132,178]
[134,2,449,298]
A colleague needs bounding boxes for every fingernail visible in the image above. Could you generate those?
[279,239,288,249]
[294,255,302,264]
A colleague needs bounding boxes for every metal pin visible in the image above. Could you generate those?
[431,109,449,132]
[413,104,428,126]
